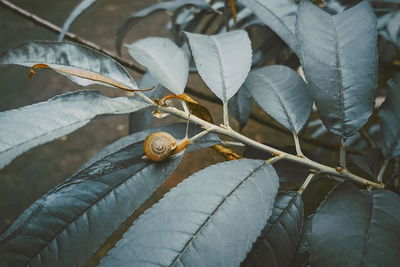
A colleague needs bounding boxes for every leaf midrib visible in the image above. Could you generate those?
[254,0,295,35]
[331,16,345,138]
[211,35,228,102]
[264,76,296,132]
[360,191,374,265]
[245,193,300,263]
[24,162,151,265]
[0,101,145,154]
[170,161,268,266]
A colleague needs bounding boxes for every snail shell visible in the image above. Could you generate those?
[143,132,178,162]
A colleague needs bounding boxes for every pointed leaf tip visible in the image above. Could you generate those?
[296,0,377,137]
[126,37,189,94]
[186,30,252,102]
[99,159,279,267]
[308,181,400,266]
[0,41,138,90]
[0,90,149,169]
[245,65,312,133]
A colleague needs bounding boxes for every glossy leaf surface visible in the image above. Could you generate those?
[116,0,210,54]
[292,217,311,267]
[0,138,182,267]
[308,181,400,266]
[80,122,221,171]
[58,0,97,40]
[296,1,377,137]
[238,0,298,54]
[100,159,279,267]
[242,191,304,267]
[186,30,252,102]
[379,74,400,158]
[244,145,313,188]
[245,65,312,133]
[228,85,253,130]
[126,37,189,94]
[349,148,384,178]
[0,90,149,169]
[0,41,138,90]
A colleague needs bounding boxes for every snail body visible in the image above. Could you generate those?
[143,132,189,162]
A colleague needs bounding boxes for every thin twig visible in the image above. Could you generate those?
[156,104,385,189]
[180,100,190,114]
[298,173,317,195]
[0,0,365,155]
[293,132,304,157]
[220,141,245,147]
[267,155,286,164]
[377,158,389,183]
[0,0,146,75]
[186,89,362,154]
[189,129,211,143]
[222,101,230,128]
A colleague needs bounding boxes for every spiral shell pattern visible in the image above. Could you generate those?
[143,132,178,162]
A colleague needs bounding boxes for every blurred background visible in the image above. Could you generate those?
[0,0,298,234]
[3,0,394,238]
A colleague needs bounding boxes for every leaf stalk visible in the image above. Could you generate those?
[157,104,385,189]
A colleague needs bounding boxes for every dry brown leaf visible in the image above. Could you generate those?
[29,64,153,93]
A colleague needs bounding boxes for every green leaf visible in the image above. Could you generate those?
[379,73,400,158]
[238,0,298,54]
[58,0,98,41]
[296,1,378,138]
[228,85,253,131]
[292,217,312,267]
[99,159,279,266]
[308,181,400,266]
[349,148,384,178]
[128,73,168,134]
[126,37,189,94]
[0,137,183,267]
[116,0,210,54]
[80,122,221,171]
[244,144,314,188]
[242,191,304,267]
[245,65,312,133]
[0,41,138,91]
[0,90,149,169]
[378,10,400,46]
[186,30,252,103]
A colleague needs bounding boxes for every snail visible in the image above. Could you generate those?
[143,132,190,162]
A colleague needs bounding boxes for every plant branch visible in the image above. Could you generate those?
[0,0,146,75]
[267,155,286,164]
[1,0,384,190]
[293,132,304,157]
[0,0,364,155]
[220,141,245,147]
[377,158,389,183]
[222,101,230,128]
[156,104,384,189]
[298,172,317,195]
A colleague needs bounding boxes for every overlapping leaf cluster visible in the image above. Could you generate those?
[0,0,400,266]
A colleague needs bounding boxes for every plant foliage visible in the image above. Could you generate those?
[1,0,400,266]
